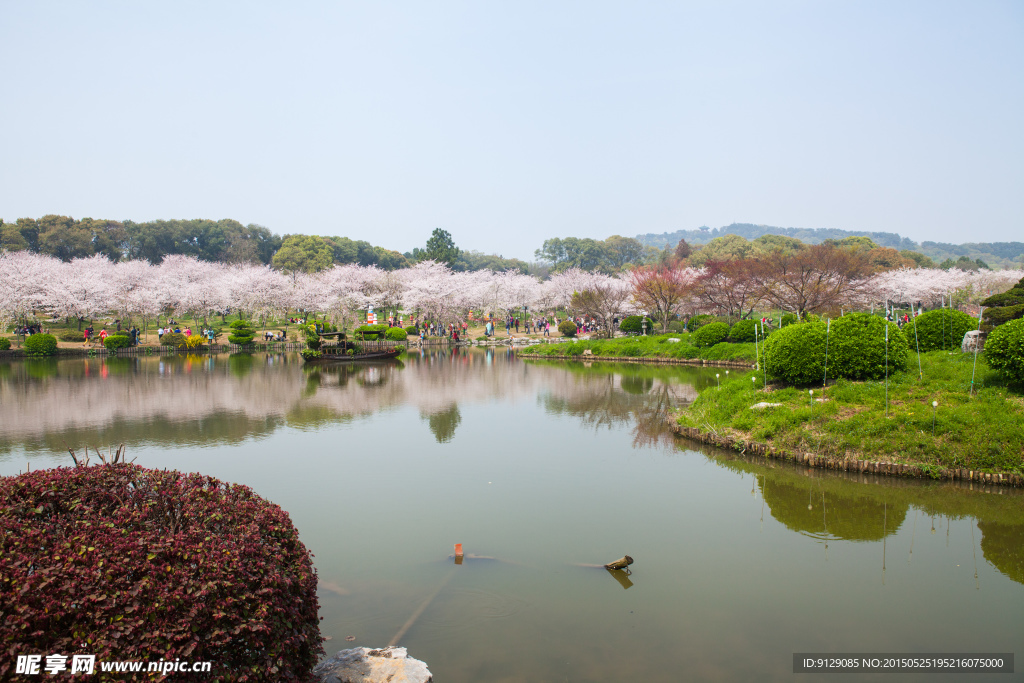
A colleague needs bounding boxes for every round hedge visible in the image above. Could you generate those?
[985,318,1024,384]
[0,337,10,351]
[761,321,827,385]
[619,315,654,335]
[24,333,57,356]
[728,319,757,342]
[161,331,188,348]
[828,313,909,380]
[103,334,132,350]
[780,313,798,327]
[558,320,578,337]
[692,321,730,348]
[404,325,418,336]
[0,464,323,682]
[908,309,977,352]
[686,314,716,331]
[385,326,408,341]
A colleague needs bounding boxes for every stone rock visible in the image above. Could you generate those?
[962,330,986,353]
[666,338,681,343]
[750,402,784,410]
[314,647,432,683]
[582,349,593,355]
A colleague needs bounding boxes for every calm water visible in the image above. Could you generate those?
[1,350,1021,682]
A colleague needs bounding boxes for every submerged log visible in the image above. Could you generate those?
[604,555,634,571]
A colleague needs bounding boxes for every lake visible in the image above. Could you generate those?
[1,349,1021,682]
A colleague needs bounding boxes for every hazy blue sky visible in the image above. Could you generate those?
[2,1,1021,260]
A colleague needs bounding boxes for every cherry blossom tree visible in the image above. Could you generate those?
[0,251,52,329]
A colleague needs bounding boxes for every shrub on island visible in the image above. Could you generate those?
[619,315,654,335]
[691,322,730,348]
[985,318,1024,384]
[728,319,758,343]
[828,313,909,380]
[909,309,977,352]
[0,463,323,682]
[760,321,827,385]
[385,327,408,341]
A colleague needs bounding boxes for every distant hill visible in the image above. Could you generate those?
[635,223,1024,269]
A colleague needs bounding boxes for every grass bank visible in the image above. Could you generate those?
[676,350,1024,477]
[520,333,758,364]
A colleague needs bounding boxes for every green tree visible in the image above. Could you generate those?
[603,235,646,271]
[0,221,30,251]
[38,215,94,261]
[272,234,334,274]
[423,228,462,267]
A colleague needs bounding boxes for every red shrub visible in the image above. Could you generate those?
[1,464,323,682]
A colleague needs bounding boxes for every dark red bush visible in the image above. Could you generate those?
[1,464,322,682]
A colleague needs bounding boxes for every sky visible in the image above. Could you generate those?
[1,1,1021,261]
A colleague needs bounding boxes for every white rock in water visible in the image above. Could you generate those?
[962,330,986,353]
[314,647,432,683]
[750,402,784,410]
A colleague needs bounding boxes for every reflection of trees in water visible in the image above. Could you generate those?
[978,521,1024,585]
[423,404,461,443]
[761,477,907,541]
[702,448,1024,584]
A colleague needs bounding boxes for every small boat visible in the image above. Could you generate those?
[302,331,403,363]
[306,348,403,362]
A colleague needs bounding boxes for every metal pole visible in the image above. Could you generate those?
[970,307,984,397]
[823,318,830,388]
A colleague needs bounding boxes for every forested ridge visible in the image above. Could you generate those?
[635,223,1024,269]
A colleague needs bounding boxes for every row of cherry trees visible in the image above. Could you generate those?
[0,252,633,332]
[2,250,1020,334]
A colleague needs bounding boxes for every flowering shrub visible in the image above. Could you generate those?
[24,333,58,356]
[0,464,322,682]
[184,334,206,350]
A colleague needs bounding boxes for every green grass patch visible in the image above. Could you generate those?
[677,350,1024,474]
[526,334,756,362]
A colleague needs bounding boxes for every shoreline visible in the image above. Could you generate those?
[517,352,755,368]
[667,418,1024,488]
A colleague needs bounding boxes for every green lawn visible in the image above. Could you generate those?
[522,333,758,363]
[677,350,1024,474]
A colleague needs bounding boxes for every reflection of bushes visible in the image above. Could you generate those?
[978,520,1024,585]
[620,376,654,394]
[423,404,461,443]
[761,478,907,541]
[25,359,59,379]
[228,353,254,378]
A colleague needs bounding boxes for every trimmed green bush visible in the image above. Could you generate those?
[228,319,256,345]
[353,324,388,340]
[161,332,187,348]
[0,337,10,351]
[908,309,977,352]
[24,334,57,356]
[229,319,252,329]
[761,321,827,385]
[985,318,1024,384]
[103,335,132,351]
[692,322,730,348]
[829,313,909,380]
[558,320,578,337]
[686,314,716,331]
[981,276,1024,330]
[619,315,654,335]
[667,321,684,333]
[728,319,757,343]
[228,333,255,345]
[60,331,86,342]
[385,327,408,341]
[780,313,798,327]
[404,325,419,336]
